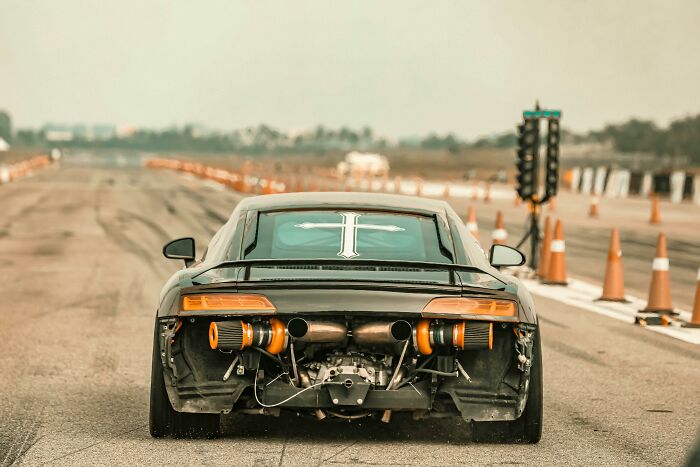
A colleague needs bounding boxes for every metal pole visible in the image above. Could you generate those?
[528,108,541,270]
[529,201,540,269]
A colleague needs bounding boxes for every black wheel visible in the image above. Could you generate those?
[471,326,543,444]
[149,320,221,439]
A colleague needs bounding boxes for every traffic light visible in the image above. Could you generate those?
[516,119,538,201]
[545,118,560,198]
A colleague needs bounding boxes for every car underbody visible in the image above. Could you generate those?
[156,314,537,424]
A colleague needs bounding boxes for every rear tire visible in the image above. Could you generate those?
[149,319,221,439]
[471,326,543,443]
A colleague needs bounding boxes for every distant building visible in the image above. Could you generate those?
[43,123,117,141]
[337,151,390,178]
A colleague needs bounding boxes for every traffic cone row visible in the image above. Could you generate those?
[649,194,661,224]
[641,233,675,315]
[537,217,552,279]
[597,228,627,302]
[686,268,700,328]
[491,211,508,245]
[541,219,567,285]
[466,206,479,241]
[588,197,599,218]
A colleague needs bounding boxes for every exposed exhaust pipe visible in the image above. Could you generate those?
[299,370,326,420]
[287,318,347,343]
[353,320,412,345]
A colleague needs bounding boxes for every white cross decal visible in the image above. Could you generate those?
[294,212,405,259]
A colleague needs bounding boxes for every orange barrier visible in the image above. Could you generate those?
[649,194,661,224]
[685,268,700,328]
[466,206,479,241]
[597,228,627,302]
[491,210,507,245]
[641,233,675,314]
[537,216,552,279]
[3,155,52,184]
[588,196,599,218]
[542,219,567,285]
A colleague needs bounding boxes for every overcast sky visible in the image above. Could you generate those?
[2,1,699,138]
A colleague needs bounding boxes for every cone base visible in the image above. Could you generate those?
[596,297,630,303]
[639,307,678,316]
[541,280,568,286]
[635,314,672,326]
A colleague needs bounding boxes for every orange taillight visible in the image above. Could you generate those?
[182,294,276,313]
[421,297,517,321]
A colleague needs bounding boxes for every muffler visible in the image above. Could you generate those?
[352,320,412,345]
[286,318,347,343]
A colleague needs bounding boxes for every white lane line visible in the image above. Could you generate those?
[521,277,700,345]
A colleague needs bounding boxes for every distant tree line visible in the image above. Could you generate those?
[5,108,700,163]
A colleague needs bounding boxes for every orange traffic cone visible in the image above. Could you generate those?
[514,193,522,207]
[393,176,402,194]
[548,196,557,212]
[466,206,479,241]
[650,194,661,224]
[471,181,478,201]
[491,211,507,245]
[443,184,451,198]
[642,233,675,314]
[684,268,700,327]
[415,178,424,196]
[543,219,567,285]
[588,196,599,218]
[537,216,552,279]
[597,228,628,302]
[483,184,491,203]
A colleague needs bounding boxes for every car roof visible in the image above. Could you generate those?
[235,191,451,215]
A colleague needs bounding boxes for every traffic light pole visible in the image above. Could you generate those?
[514,104,561,272]
[528,199,540,270]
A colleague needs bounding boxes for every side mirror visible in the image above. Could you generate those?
[489,244,526,268]
[163,237,196,266]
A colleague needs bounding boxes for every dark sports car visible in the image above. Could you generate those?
[149,192,542,442]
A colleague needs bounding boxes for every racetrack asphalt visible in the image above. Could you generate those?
[1,151,699,466]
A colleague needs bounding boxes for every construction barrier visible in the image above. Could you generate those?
[568,166,700,204]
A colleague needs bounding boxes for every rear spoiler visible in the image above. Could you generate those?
[191,258,507,287]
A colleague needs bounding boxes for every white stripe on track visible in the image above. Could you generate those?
[520,277,700,345]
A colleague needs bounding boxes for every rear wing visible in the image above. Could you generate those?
[191,258,507,287]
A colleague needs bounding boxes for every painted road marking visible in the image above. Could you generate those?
[521,277,700,345]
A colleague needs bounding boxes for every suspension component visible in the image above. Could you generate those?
[413,319,493,355]
[209,318,287,354]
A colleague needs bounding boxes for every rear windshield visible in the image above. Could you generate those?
[245,210,452,263]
